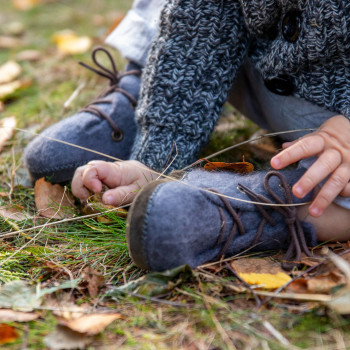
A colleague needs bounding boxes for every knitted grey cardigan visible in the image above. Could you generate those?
[130,0,350,171]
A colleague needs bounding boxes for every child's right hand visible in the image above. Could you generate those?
[71,160,156,206]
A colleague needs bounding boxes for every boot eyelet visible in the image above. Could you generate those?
[111,130,124,142]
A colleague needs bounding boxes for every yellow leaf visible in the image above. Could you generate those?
[238,272,291,289]
[52,30,91,55]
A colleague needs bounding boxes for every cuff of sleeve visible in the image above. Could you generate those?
[130,126,200,172]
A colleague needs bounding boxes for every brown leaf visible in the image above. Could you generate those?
[0,205,29,222]
[58,313,122,335]
[0,61,22,84]
[34,178,75,219]
[0,116,16,152]
[82,267,104,298]
[0,309,39,322]
[44,325,92,350]
[231,257,286,275]
[287,278,309,294]
[0,323,18,345]
[0,36,22,49]
[307,272,345,294]
[16,50,41,62]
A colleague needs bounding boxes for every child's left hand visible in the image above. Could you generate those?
[271,115,350,217]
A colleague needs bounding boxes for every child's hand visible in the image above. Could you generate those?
[72,160,156,206]
[271,115,350,217]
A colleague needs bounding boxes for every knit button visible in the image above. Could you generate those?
[282,10,302,42]
[264,76,294,95]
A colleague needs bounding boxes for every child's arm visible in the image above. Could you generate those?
[130,0,249,172]
[71,160,155,206]
[271,115,350,217]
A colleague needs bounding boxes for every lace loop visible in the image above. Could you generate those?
[78,47,141,141]
[212,171,315,270]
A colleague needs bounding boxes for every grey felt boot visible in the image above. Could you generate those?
[24,47,141,183]
[127,169,318,272]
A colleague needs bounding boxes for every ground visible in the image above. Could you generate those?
[1,1,350,349]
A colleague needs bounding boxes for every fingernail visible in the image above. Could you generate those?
[104,195,114,205]
[271,158,280,168]
[309,206,321,217]
[293,185,303,197]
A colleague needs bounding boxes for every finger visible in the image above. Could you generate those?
[308,164,350,217]
[81,162,106,193]
[102,182,144,206]
[292,149,342,198]
[282,140,297,149]
[271,134,324,169]
[71,166,91,200]
[339,182,350,197]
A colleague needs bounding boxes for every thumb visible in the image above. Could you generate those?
[102,183,143,206]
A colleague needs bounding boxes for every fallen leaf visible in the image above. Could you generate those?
[0,280,80,312]
[0,116,16,152]
[0,281,41,312]
[12,0,39,10]
[108,264,195,297]
[0,36,22,49]
[201,156,254,174]
[34,178,75,219]
[0,61,22,84]
[238,272,291,289]
[287,278,309,294]
[52,30,91,55]
[4,22,25,36]
[16,50,41,62]
[82,267,104,298]
[44,325,92,350]
[0,81,21,100]
[0,323,18,345]
[58,313,122,335]
[307,272,345,294]
[231,257,286,274]
[0,205,29,222]
[0,309,39,322]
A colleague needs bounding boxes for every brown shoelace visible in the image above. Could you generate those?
[211,170,314,270]
[78,47,141,141]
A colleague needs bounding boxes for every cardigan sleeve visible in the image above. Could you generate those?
[130,0,250,171]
